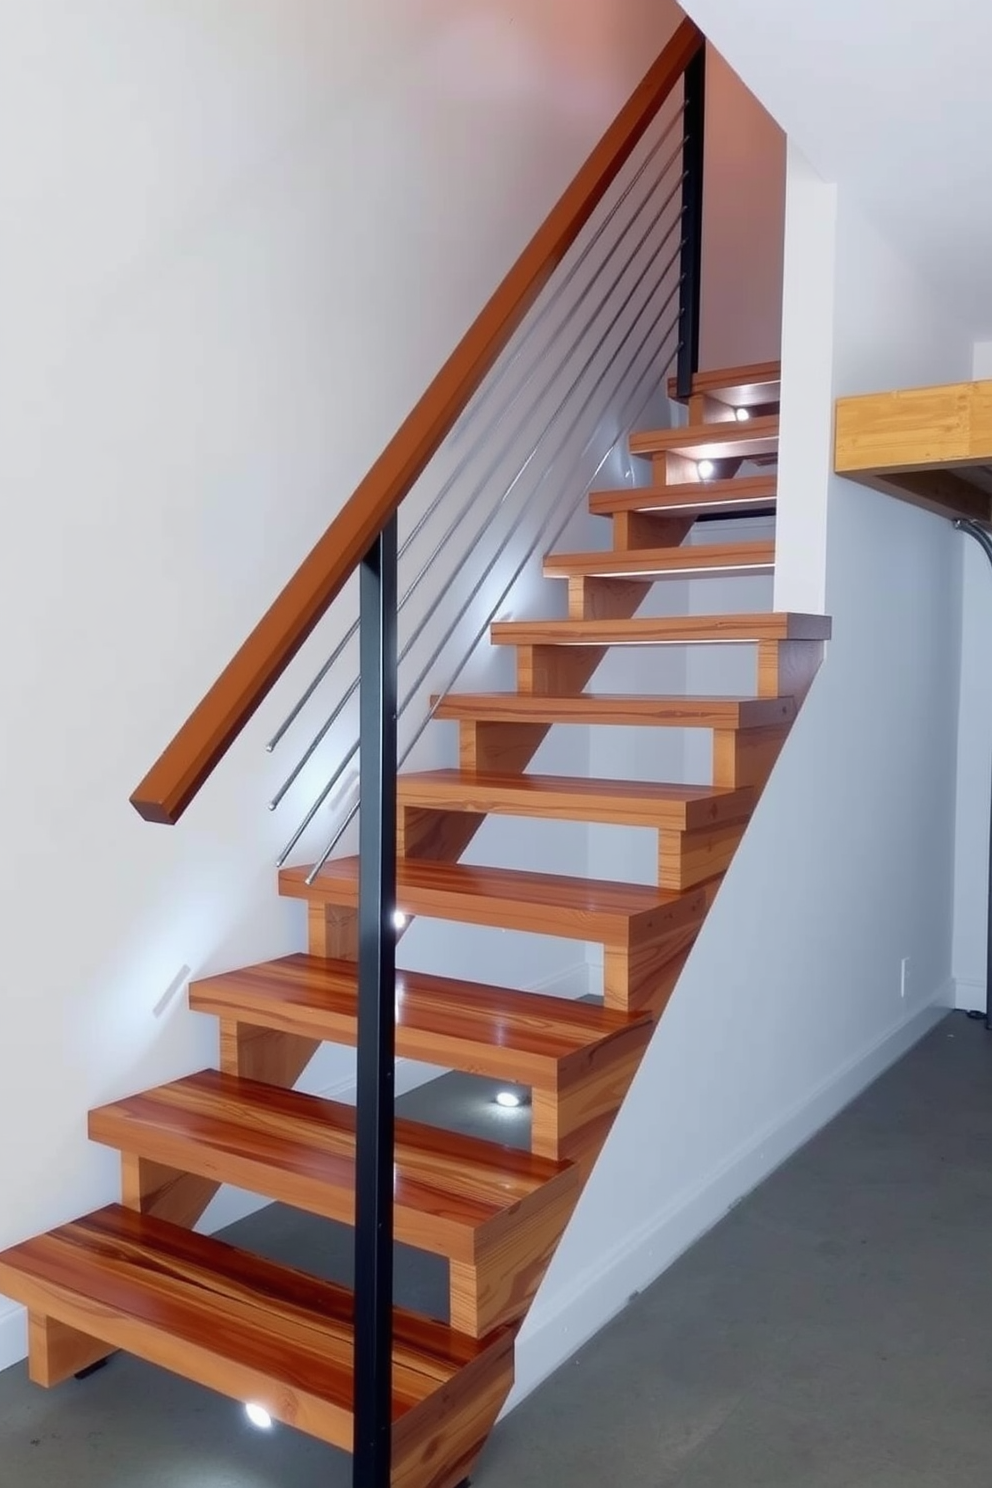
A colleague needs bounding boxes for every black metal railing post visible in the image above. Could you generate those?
[353,514,399,1488]
[676,43,705,401]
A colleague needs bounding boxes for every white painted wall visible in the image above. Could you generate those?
[0,0,797,1403]
[512,148,969,1407]
[950,341,992,1010]
[700,49,785,370]
[0,0,690,1369]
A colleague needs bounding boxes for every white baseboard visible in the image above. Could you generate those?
[953,976,985,1012]
[0,1301,26,1375]
[507,995,949,1411]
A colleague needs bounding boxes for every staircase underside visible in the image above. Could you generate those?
[0,359,831,1485]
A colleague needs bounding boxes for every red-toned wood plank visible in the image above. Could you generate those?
[191,955,649,1091]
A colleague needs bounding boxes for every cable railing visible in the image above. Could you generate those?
[271,142,689,873]
[128,20,707,1488]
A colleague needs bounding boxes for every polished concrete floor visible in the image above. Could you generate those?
[2,1013,991,1486]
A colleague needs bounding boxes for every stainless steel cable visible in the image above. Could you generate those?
[265,112,686,756]
[271,189,683,811]
[298,291,681,880]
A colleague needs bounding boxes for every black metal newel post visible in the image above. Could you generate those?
[954,519,992,1031]
[353,515,399,1487]
[676,43,706,402]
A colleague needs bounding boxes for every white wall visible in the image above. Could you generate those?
[700,49,785,369]
[950,340,992,1009]
[512,146,969,1407]
[0,0,689,1370]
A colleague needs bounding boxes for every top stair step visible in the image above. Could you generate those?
[589,474,777,518]
[0,1204,512,1455]
[190,953,651,1094]
[667,360,781,408]
[629,415,779,463]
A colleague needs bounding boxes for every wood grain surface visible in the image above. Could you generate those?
[491,611,831,647]
[588,474,777,517]
[89,1070,573,1270]
[433,692,795,729]
[192,953,650,1097]
[543,539,775,580]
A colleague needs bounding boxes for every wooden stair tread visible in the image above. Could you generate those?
[190,954,650,1090]
[543,540,775,580]
[398,769,754,829]
[432,692,795,728]
[0,1205,506,1446]
[281,856,706,944]
[89,1070,572,1263]
[666,360,781,407]
[589,475,777,517]
[491,612,832,646]
[629,415,779,461]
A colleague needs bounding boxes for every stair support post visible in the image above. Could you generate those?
[675,43,705,401]
[354,515,399,1488]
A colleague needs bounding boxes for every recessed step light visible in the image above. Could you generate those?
[495,1090,525,1109]
[734,407,751,422]
[393,910,408,931]
[697,459,716,480]
[245,1403,274,1430]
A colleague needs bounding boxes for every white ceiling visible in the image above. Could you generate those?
[684,0,992,336]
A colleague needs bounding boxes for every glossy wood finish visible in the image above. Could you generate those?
[834,379,992,526]
[129,18,704,826]
[629,414,780,463]
[191,953,651,1100]
[397,770,754,831]
[491,612,832,647]
[0,1204,515,1484]
[667,360,781,407]
[588,474,777,518]
[6,354,834,1485]
[281,856,706,948]
[433,692,796,729]
[90,1070,572,1266]
[543,539,775,581]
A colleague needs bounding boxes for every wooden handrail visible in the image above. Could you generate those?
[131,16,704,825]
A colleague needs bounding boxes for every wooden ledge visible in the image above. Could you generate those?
[834,379,992,526]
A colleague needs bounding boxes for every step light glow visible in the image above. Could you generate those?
[393,910,408,931]
[495,1090,523,1109]
[245,1403,273,1430]
[697,459,716,480]
[734,407,751,422]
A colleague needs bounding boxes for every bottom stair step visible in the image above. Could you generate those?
[0,1205,514,1488]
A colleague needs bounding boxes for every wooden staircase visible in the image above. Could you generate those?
[0,360,830,1485]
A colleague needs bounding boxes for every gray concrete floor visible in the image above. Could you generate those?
[2,1013,992,1486]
